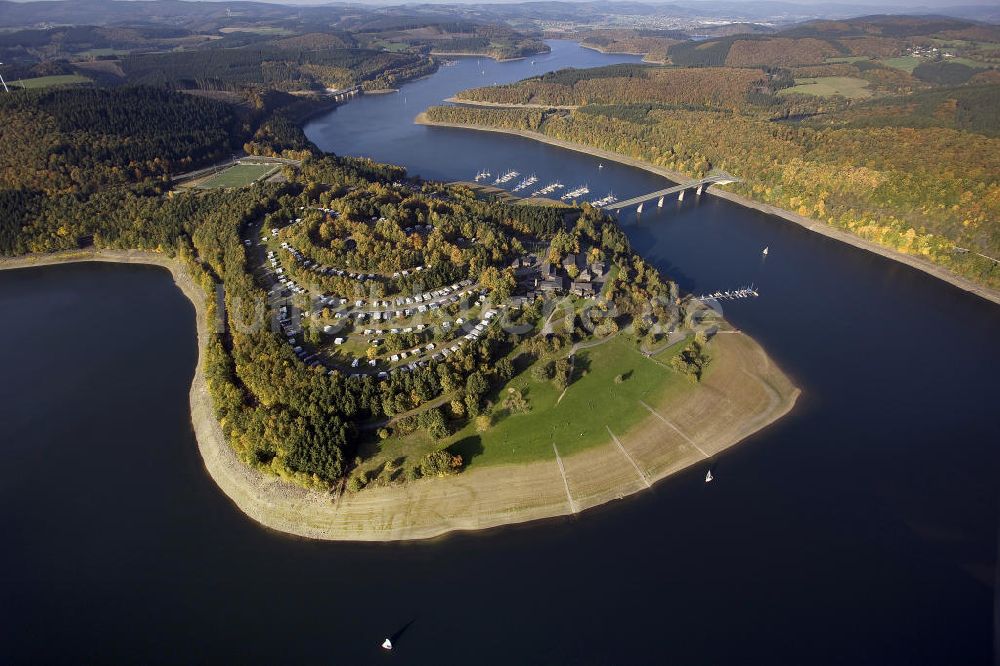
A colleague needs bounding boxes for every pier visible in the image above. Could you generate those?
[695,285,759,302]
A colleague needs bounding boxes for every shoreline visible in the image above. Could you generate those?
[0,248,798,542]
[445,96,579,110]
[431,51,531,63]
[415,113,1000,307]
[578,42,668,64]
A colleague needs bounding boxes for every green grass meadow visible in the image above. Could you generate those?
[13,74,92,89]
[196,163,279,189]
[367,335,687,474]
[779,76,872,99]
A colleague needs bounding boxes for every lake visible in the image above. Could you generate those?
[2,41,997,664]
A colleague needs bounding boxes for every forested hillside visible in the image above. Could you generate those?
[456,65,769,110]
[429,63,1000,288]
[121,47,434,92]
[0,86,238,194]
[667,15,1000,67]
[578,29,685,62]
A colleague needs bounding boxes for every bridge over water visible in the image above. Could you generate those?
[601,172,739,213]
[327,85,362,102]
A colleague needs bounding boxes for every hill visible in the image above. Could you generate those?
[426,18,1000,290]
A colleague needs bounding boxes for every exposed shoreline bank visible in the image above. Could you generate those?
[415,113,1000,307]
[431,51,530,63]
[578,42,667,64]
[445,96,579,110]
[0,248,798,541]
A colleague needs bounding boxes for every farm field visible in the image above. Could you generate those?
[779,76,872,98]
[878,56,923,72]
[13,74,91,89]
[74,48,129,58]
[825,56,872,64]
[218,26,293,35]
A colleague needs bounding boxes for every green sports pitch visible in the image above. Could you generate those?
[195,163,280,189]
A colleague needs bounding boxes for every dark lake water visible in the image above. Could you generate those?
[2,41,998,664]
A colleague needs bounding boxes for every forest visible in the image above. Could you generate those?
[120,47,433,92]
[578,29,686,63]
[0,86,239,196]
[456,65,772,110]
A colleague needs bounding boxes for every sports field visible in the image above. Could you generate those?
[779,76,872,99]
[195,163,280,189]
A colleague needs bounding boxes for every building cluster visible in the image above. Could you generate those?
[512,251,608,303]
[328,279,480,322]
[906,45,955,59]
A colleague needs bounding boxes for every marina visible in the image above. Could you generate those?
[494,169,519,184]
[530,181,563,197]
[511,174,538,191]
[695,285,760,302]
[561,184,589,200]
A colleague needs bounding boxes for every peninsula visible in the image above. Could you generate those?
[0,87,797,540]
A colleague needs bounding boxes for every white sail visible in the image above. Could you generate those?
[762,246,769,256]
[705,470,713,483]
[657,196,664,208]
[637,203,644,214]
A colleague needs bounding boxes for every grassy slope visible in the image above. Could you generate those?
[778,76,872,98]
[368,335,690,472]
[13,74,92,89]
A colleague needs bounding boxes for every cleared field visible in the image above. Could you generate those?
[371,40,412,53]
[825,56,872,64]
[219,26,293,35]
[14,74,91,89]
[949,57,991,69]
[196,163,280,189]
[74,48,128,58]
[878,56,923,73]
[779,76,872,99]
